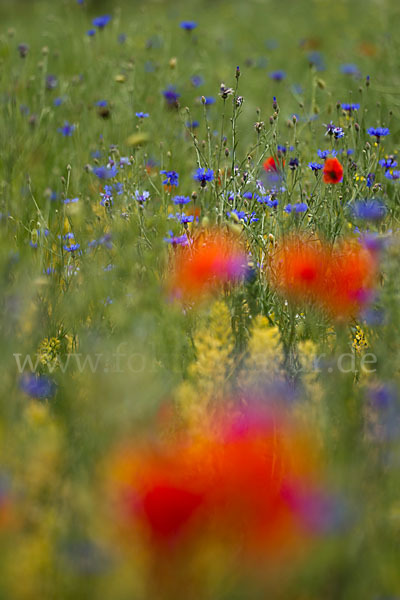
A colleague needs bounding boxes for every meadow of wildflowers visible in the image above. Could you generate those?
[2,0,400,597]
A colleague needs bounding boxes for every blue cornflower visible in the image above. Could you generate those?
[333,127,344,139]
[295,202,308,213]
[54,97,64,107]
[134,190,150,203]
[379,157,397,169]
[92,15,112,29]
[58,121,75,136]
[308,51,325,71]
[169,213,194,224]
[100,188,113,207]
[162,85,180,106]
[269,70,286,81]
[95,100,107,107]
[242,192,253,200]
[256,194,271,205]
[87,29,96,37]
[64,243,81,253]
[119,158,130,168]
[118,33,126,44]
[308,162,324,171]
[99,234,112,249]
[284,204,292,214]
[341,103,360,112]
[186,120,199,129]
[367,127,390,141]
[277,145,287,155]
[20,374,56,399]
[350,199,386,221]
[180,21,197,31]
[227,210,258,223]
[64,197,79,204]
[361,307,385,326]
[317,149,330,159]
[385,170,400,180]
[228,210,246,221]
[46,74,58,90]
[203,96,216,105]
[161,170,179,187]
[340,63,360,76]
[93,165,118,179]
[193,167,214,187]
[136,112,149,118]
[164,231,188,246]
[289,157,299,170]
[172,195,191,205]
[18,43,29,58]
[324,121,336,135]
[191,75,204,87]
[292,83,303,95]
[366,173,375,188]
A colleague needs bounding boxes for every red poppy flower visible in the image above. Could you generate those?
[106,404,324,557]
[270,235,377,319]
[263,156,285,172]
[323,157,343,184]
[168,230,246,300]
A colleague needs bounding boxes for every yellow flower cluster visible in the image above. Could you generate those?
[177,301,234,427]
[352,326,368,353]
[37,337,61,367]
[239,315,284,390]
